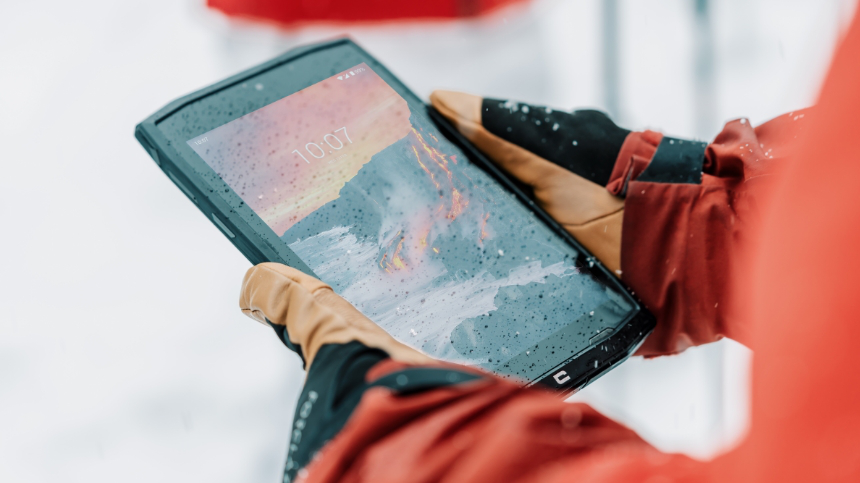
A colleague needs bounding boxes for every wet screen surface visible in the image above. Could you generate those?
[188,64,633,379]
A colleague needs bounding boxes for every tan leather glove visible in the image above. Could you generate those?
[239,263,432,370]
[430,91,628,274]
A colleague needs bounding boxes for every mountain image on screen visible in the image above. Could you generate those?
[283,111,619,370]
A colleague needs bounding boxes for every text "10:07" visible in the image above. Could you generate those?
[292,127,352,164]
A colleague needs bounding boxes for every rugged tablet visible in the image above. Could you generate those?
[135,38,654,396]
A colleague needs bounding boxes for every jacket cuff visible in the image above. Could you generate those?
[606,130,663,196]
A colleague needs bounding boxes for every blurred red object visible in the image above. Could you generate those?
[207,0,528,25]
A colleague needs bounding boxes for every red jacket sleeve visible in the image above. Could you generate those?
[298,359,704,483]
[607,111,812,356]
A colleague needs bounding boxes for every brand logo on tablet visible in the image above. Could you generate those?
[553,370,571,385]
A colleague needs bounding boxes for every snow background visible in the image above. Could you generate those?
[0,0,855,481]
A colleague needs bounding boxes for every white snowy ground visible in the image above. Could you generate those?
[0,0,854,481]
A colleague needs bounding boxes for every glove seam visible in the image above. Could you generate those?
[560,206,624,228]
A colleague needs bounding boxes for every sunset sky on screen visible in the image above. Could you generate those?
[190,63,412,235]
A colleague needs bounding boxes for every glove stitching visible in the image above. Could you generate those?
[560,206,625,229]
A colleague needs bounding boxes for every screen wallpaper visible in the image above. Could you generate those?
[188,64,630,376]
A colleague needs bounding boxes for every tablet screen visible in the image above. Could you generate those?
[187,63,632,377]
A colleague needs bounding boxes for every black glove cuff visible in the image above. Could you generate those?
[636,136,707,185]
[482,99,629,186]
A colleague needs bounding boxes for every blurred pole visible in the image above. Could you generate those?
[693,0,726,445]
[602,0,620,120]
[693,0,717,138]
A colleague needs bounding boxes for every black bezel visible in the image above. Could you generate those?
[134,38,655,396]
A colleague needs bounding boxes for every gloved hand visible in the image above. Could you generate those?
[431,90,786,357]
[430,91,630,274]
[240,262,432,369]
